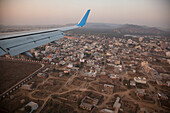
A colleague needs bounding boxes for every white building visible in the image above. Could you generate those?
[110,74,120,80]
[67,63,73,68]
[25,101,38,113]
[134,77,147,84]
[166,51,170,57]
[104,84,114,88]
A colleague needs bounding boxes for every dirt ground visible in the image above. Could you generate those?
[0,59,41,94]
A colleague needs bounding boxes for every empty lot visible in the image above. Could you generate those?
[0,58,41,94]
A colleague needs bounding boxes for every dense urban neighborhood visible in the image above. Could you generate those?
[0,29,170,113]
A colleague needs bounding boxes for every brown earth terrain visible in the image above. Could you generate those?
[0,58,41,94]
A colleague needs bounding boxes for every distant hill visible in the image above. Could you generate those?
[85,23,121,29]
[0,23,169,36]
[114,24,166,35]
[83,23,169,36]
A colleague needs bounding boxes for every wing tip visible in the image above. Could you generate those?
[77,9,91,27]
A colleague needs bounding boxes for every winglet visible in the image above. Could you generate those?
[77,9,91,27]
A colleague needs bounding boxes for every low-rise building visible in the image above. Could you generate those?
[37,73,48,78]
[101,109,114,113]
[158,93,168,100]
[25,101,38,113]
[21,83,34,90]
[114,65,123,73]
[80,96,99,111]
[113,97,121,113]
[85,71,97,77]
[59,60,66,66]
[136,89,145,98]
[110,74,120,81]
[130,80,136,86]
[104,84,114,94]
[134,77,147,84]
[104,84,114,88]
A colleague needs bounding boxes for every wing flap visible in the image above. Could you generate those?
[0,30,62,51]
[0,48,6,56]
[8,34,64,56]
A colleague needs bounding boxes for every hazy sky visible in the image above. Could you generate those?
[0,0,170,28]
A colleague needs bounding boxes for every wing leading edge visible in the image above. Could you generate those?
[0,9,91,56]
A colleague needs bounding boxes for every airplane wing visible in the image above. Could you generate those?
[0,9,91,57]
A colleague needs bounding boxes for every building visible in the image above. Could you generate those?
[21,84,33,90]
[130,80,136,86]
[113,97,121,113]
[85,71,97,78]
[165,51,170,57]
[64,69,71,74]
[59,60,66,66]
[67,63,73,68]
[25,101,38,113]
[114,65,123,73]
[104,84,114,88]
[136,89,145,98]
[37,73,48,78]
[134,77,147,84]
[139,37,143,42]
[101,109,114,113]
[110,74,120,81]
[104,84,114,94]
[158,93,168,100]
[80,102,93,111]
[80,96,99,111]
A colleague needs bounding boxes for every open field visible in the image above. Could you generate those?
[0,58,41,94]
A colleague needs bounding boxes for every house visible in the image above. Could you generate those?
[130,80,136,86]
[167,81,170,86]
[104,84,114,94]
[67,63,73,68]
[104,84,114,88]
[80,102,93,111]
[80,59,85,63]
[134,77,147,84]
[110,74,120,81]
[59,60,66,66]
[80,96,99,111]
[156,80,170,87]
[25,101,38,113]
[43,68,49,72]
[64,69,71,74]
[21,84,33,90]
[136,89,145,98]
[85,70,97,77]
[114,65,123,73]
[101,109,114,113]
[37,73,48,78]
[113,97,121,113]
[158,93,168,100]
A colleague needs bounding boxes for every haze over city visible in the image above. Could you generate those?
[0,0,170,29]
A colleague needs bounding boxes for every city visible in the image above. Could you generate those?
[0,0,170,113]
[0,28,169,113]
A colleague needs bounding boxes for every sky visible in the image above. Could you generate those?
[0,0,170,28]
